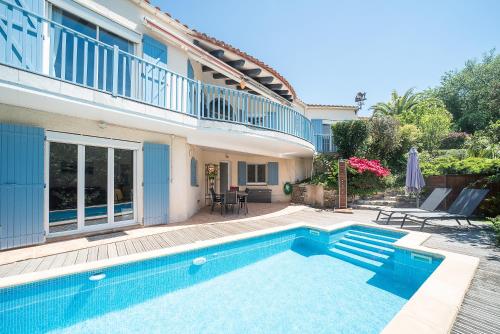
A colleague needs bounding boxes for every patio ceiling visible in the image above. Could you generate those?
[193,39,293,102]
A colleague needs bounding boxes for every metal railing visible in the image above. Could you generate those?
[314,134,336,153]
[0,0,313,143]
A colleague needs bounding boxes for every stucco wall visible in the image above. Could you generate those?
[306,108,358,122]
[199,150,311,203]
[0,103,196,223]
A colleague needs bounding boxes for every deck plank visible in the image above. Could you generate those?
[97,244,108,261]
[107,243,118,258]
[35,255,57,272]
[49,253,69,269]
[131,239,145,253]
[75,248,89,264]
[115,241,128,256]
[123,240,137,254]
[87,246,99,262]
[20,258,44,274]
[62,251,79,267]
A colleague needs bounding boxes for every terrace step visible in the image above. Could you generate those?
[344,233,395,248]
[333,242,390,262]
[327,248,385,270]
[355,199,398,206]
[338,237,395,255]
[347,229,399,243]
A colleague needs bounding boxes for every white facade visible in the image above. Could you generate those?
[0,0,349,247]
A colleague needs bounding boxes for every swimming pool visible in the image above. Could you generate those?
[0,225,442,334]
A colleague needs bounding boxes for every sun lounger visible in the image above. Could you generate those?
[376,188,452,224]
[401,188,489,230]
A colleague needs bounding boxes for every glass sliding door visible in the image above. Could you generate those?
[84,146,108,226]
[114,149,134,222]
[47,135,138,236]
[49,143,78,233]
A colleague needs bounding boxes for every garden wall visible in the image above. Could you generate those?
[425,174,499,215]
[291,184,337,208]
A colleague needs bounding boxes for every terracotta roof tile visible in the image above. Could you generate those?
[306,103,358,109]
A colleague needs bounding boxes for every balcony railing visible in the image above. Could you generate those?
[314,134,336,153]
[0,0,314,144]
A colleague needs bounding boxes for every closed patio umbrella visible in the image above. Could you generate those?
[405,147,425,207]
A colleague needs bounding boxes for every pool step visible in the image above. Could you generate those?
[344,233,395,248]
[338,237,395,255]
[327,248,385,270]
[333,242,390,262]
[347,229,400,243]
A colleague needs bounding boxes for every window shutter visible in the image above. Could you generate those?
[142,35,168,67]
[190,157,197,186]
[187,60,194,80]
[267,162,279,185]
[143,143,169,226]
[0,123,45,250]
[237,161,247,186]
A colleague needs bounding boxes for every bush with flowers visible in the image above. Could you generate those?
[310,155,391,197]
[346,157,391,196]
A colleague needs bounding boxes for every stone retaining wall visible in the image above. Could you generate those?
[291,184,337,208]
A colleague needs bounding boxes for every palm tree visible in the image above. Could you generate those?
[371,88,422,116]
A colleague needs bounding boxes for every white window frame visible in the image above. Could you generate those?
[44,131,142,238]
[247,163,267,185]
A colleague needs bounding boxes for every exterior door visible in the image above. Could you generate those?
[143,143,169,226]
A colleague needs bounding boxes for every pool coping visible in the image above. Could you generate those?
[0,221,479,334]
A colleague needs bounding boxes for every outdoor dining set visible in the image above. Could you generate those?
[210,187,249,215]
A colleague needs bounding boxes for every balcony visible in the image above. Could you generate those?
[0,0,314,146]
[314,134,337,153]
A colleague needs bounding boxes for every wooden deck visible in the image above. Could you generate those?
[0,208,499,333]
[0,212,315,278]
[420,225,500,334]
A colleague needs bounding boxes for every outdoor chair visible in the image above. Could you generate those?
[238,190,249,215]
[376,188,452,224]
[224,191,238,214]
[400,188,490,230]
[210,187,224,215]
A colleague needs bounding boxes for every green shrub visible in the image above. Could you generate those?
[310,155,390,196]
[420,156,500,176]
[331,120,369,159]
[488,216,500,246]
[440,132,469,149]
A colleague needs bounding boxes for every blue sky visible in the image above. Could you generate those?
[152,0,499,116]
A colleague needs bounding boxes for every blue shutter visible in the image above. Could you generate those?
[237,161,247,186]
[142,35,168,106]
[143,143,169,226]
[142,35,168,66]
[267,162,279,185]
[187,60,194,80]
[311,119,323,152]
[0,0,44,72]
[190,157,197,186]
[0,123,45,250]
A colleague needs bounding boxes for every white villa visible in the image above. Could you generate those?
[0,0,358,250]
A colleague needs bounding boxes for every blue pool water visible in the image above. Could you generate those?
[49,202,132,223]
[0,226,442,334]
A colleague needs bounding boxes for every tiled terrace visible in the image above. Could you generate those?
[0,206,498,333]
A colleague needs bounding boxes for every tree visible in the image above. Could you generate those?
[371,88,423,116]
[331,120,369,158]
[367,116,401,161]
[436,50,500,133]
[414,99,453,153]
[465,120,500,158]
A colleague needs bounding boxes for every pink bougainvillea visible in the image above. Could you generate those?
[347,157,391,177]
